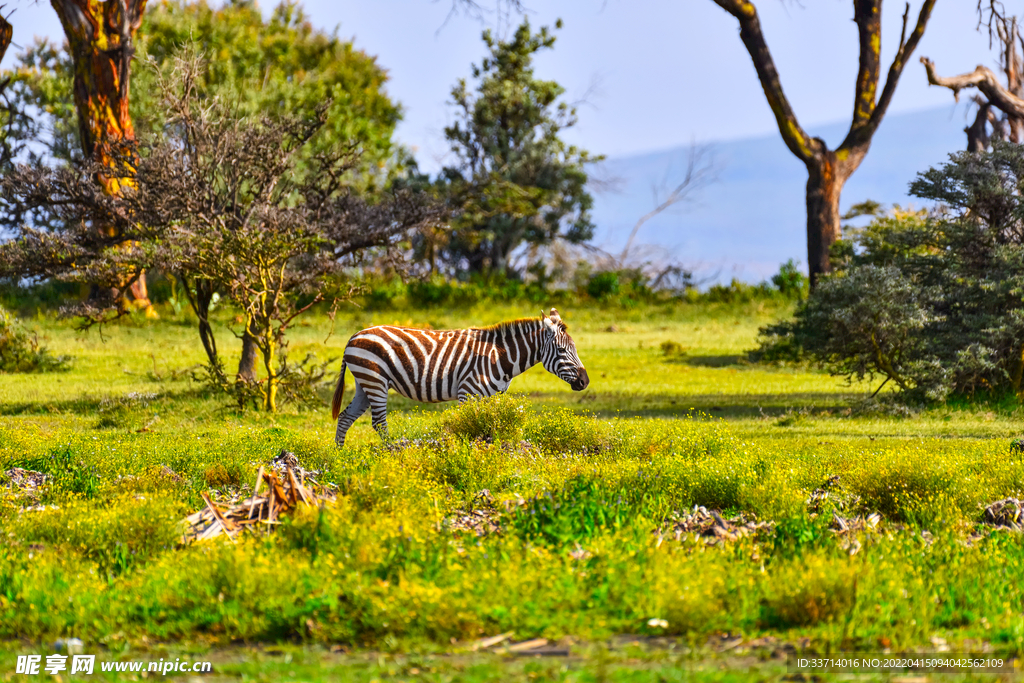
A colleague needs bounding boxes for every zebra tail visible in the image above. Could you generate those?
[331,360,347,420]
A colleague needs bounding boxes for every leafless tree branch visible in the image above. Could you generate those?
[618,144,716,265]
[921,57,1024,118]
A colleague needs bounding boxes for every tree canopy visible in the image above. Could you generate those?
[437,19,599,276]
[4,0,403,186]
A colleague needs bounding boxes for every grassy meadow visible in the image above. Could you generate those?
[1,298,1023,681]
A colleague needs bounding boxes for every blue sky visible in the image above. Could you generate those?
[0,0,995,171]
[0,1,1000,279]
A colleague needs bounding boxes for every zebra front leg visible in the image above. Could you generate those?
[335,384,370,447]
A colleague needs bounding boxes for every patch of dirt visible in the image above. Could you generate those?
[445,489,525,537]
[656,505,775,545]
[806,474,860,514]
[982,497,1023,530]
[4,467,47,493]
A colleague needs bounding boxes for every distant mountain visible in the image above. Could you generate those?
[588,106,967,283]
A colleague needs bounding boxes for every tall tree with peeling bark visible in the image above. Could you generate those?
[50,0,152,309]
[0,14,10,67]
[712,0,936,286]
[0,13,31,166]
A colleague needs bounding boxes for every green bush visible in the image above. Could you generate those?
[756,265,935,394]
[759,554,858,628]
[0,305,70,373]
[508,476,634,545]
[436,393,528,443]
[524,408,613,454]
[407,277,456,307]
[755,144,1024,402]
[7,493,182,576]
[586,271,620,300]
[771,259,808,299]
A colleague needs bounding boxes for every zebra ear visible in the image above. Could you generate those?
[542,316,557,336]
[548,308,562,322]
[540,309,547,320]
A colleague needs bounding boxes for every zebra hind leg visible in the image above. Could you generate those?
[368,392,390,444]
[335,384,370,447]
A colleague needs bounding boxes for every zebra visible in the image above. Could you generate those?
[331,308,589,446]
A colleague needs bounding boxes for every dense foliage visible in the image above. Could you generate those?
[2,0,402,186]
[0,304,69,373]
[757,144,1024,401]
[0,49,439,411]
[433,19,599,275]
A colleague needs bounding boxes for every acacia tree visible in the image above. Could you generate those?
[6,0,406,381]
[712,0,936,286]
[922,1,1024,151]
[47,0,152,308]
[439,19,599,276]
[0,49,442,411]
[0,14,10,72]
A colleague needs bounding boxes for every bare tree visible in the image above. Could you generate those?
[921,1,1024,151]
[618,144,715,266]
[712,0,936,287]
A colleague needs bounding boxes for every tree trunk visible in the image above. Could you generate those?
[714,0,935,288]
[178,275,221,376]
[0,15,11,68]
[237,331,259,383]
[50,0,153,309]
[805,152,847,287]
[261,329,277,413]
[1010,342,1024,396]
[967,101,994,152]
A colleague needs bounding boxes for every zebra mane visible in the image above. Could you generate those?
[474,317,565,333]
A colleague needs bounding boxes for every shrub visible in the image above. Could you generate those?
[0,305,70,373]
[407,277,456,307]
[524,408,613,454]
[755,144,1024,402]
[8,493,183,577]
[769,265,935,395]
[760,554,858,628]
[436,393,528,443]
[508,476,633,545]
[586,271,620,300]
[771,259,809,299]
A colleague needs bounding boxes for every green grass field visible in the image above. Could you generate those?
[1,300,1023,682]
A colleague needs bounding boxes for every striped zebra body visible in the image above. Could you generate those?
[332,308,588,446]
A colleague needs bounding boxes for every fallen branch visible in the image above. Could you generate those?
[181,465,334,543]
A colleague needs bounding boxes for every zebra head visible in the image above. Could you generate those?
[540,308,590,391]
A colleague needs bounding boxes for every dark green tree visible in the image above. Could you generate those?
[438,19,600,275]
[3,0,402,186]
[756,143,1024,402]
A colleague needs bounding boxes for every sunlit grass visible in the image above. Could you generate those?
[1,300,1023,667]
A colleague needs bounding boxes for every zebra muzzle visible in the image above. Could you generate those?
[571,367,590,391]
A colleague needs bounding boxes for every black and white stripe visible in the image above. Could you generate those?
[331,308,589,445]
